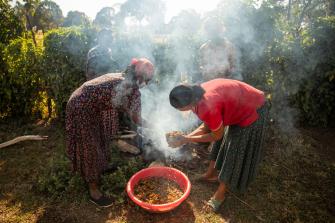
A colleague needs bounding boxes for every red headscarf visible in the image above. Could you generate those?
[131,58,154,82]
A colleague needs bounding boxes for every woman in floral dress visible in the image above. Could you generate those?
[66,58,154,207]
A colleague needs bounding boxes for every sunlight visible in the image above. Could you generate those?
[48,0,221,23]
[164,0,221,22]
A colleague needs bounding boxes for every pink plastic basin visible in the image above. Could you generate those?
[126,166,191,213]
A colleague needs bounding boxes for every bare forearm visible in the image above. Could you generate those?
[188,123,209,137]
[185,133,216,143]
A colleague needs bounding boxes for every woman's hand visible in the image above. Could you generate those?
[166,131,188,148]
[167,135,187,148]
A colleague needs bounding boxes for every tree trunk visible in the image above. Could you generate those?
[25,13,37,46]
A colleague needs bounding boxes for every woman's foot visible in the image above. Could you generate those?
[205,197,225,212]
[203,182,226,212]
[196,160,218,182]
[89,183,113,208]
[89,194,114,208]
[195,173,218,183]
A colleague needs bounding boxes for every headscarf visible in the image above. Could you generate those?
[131,58,154,85]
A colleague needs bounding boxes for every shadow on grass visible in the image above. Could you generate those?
[125,200,196,223]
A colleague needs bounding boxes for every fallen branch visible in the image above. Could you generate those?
[0,135,48,149]
[227,189,265,222]
[111,133,137,140]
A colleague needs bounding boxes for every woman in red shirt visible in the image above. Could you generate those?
[168,78,269,212]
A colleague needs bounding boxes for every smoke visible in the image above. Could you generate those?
[140,79,199,160]
[92,0,305,158]
[112,0,271,159]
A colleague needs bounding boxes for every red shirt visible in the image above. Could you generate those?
[192,79,265,130]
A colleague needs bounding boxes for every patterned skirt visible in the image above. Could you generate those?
[209,102,270,192]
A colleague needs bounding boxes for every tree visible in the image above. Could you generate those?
[0,1,25,117]
[63,11,90,27]
[93,7,115,28]
[117,0,166,31]
[168,10,201,35]
[34,0,63,31]
[0,0,24,44]
[14,0,40,45]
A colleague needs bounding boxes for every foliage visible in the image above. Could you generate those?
[33,0,63,31]
[0,0,24,45]
[0,1,26,118]
[112,31,155,68]
[0,37,43,117]
[100,149,145,204]
[63,10,91,27]
[119,0,166,23]
[116,0,166,33]
[42,27,95,118]
[37,148,145,203]
[93,7,115,29]
[1,0,335,127]
[36,154,85,200]
[293,16,335,126]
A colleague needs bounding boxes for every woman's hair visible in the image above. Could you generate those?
[169,84,205,109]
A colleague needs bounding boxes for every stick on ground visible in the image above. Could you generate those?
[0,135,48,149]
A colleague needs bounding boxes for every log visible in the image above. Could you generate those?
[0,135,48,149]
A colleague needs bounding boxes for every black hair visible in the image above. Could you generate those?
[169,84,205,109]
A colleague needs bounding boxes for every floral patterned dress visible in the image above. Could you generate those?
[65,74,141,182]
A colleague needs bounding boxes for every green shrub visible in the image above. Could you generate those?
[0,37,43,118]
[292,16,335,126]
[36,154,86,200]
[43,27,96,118]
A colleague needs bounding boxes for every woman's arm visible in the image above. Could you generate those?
[187,123,210,137]
[168,125,225,148]
[185,124,225,143]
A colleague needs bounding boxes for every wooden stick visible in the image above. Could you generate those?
[227,190,265,222]
[0,135,48,149]
[111,133,137,139]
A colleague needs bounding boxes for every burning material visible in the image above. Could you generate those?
[134,177,184,204]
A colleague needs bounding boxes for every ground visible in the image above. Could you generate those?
[0,120,334,223]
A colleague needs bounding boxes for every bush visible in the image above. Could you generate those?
[43,27,96,118]
[292,16,335,126]
[0,37,44,118]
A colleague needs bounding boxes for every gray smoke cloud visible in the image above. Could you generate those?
[94,0,302,158]
[140,79,199,160]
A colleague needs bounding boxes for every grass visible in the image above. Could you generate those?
[0,120,334,223]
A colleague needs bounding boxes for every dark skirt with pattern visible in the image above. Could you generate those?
[209,102,270,192]
[65,75,141,183]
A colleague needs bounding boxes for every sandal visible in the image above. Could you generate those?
[206,197,225,212]
[89,195,114,208]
